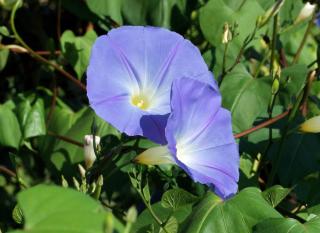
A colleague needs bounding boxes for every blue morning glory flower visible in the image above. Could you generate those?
[87,26,216,144]
[135,77,239,199]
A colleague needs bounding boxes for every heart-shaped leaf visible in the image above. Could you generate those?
[183,187,281,233]
[8,185,124,233]
[61,30,97,79]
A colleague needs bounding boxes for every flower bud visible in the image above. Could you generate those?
[83,135,100,169]
[295,3,316,24]
[257,0,284,28]
[5,44,27,53]
[299,116,320,133]
[271,78,280,95]
[61,175,69,188]
[125,206,138,223]
[222,23,232,44]
[97,175,104,186]
[73,177,80,191]
[78,164,86,178]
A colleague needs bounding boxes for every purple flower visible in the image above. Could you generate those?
[135,77,239,199]
[87,26,216,144]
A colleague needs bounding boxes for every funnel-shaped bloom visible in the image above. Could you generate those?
[87,26,216,144]
[135,77,239,199]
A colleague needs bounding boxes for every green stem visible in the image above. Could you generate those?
[292,12,316,64]
[138,191,168,233]
[253,49,270,78]
[130,173,169,233]
[123,222,133,233]
[92,175,103,200]
[237,0,247,11]
[263,12,279,163]
[10,0,86,91]
[220,42,229,85]
[155,166,178,188]
[105,161,133,179]
[224,25,257,75]
[269,14,278,77]
[267,92,304,187]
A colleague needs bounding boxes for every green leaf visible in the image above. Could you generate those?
[8,185,121,233]
[142,180,151,203]
[22,99,46,139]
[122,0,186,28]
[220,71,272,132]
[16,99,32,130]
[183,187,281,233]
[239,153,259,189]
[161,188,198,211]
[280,21,317,65]
[0,105,22,149]
[278,64,308,106]
[160,216,178,233]
[61,0,102,23]
[276,134,320,186]
[199,0,265,48]
[136,224,155,233]
[294,172,320,206]
[279,0,304,27]
[132,202,191,233]
[86,0,122,24]
[38,106,75,163]
[254,216,320,233]
[262,185,291,208]
[0,26,10,37]
[61,30,97,79]
[50,107,119,173]
[12,205,23,225]
[0,48,9,71]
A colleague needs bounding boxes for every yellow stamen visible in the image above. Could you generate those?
[131,94,150,110]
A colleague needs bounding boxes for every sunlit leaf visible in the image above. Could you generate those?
[86,0,122,24]
[161,188,198,211]
[220,71,272,132]
[8,185,123,233]
[0,105,22,149]
[183,188,281,233]
[262,185,291,208]
[61,30,97,79]
[254,216,320,233]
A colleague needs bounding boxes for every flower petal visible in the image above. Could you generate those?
[166,77,239,199]
[87,26,216,143]
[299,115,320,133]
[134,146,175,165]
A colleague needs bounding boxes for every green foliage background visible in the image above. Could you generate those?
[0,0,320,232]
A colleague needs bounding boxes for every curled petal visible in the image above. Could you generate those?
[134,146,175,165]
[299,115,320,133]
[87,26,215,143]
[166,77,239,199]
